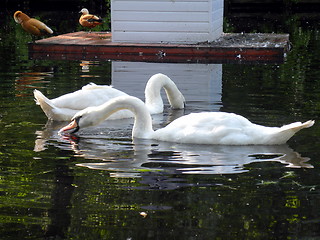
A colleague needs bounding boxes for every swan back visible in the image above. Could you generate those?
[144,73,185,114]
[153,113,314,145]
[51,84,127,109]
[34,85,129,121]
[153,112,255,144]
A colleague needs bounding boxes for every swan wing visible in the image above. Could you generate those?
[51,86,128,110]
[154,112,314,145]
[154,112,257,144]
[81,83,113,90]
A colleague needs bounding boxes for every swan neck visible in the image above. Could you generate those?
[145,74,183,111]
[145,77,164,106]
[97,97,154,138]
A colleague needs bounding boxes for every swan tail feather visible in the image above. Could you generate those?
[33,89,56,119]
[266,120,315,145]
[281,120,315,133]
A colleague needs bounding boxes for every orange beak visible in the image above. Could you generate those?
[59,119,79,134]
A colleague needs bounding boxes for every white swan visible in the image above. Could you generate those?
[34,73,185,121]
[59,95,314,145]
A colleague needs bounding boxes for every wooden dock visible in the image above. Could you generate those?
[28,31,290,63]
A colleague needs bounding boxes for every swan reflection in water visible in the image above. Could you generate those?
[34,117,313,179]
[74,139,313,175]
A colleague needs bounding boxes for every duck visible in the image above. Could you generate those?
[34,73,185,121]
[79,8,103,29]
[59,95,315,145]
[13,11,53,36]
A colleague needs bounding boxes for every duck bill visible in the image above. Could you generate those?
[59,119,79,134]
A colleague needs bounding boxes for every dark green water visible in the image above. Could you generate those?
[1,6,320,240]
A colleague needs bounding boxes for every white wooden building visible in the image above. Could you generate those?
[111,0,224,44]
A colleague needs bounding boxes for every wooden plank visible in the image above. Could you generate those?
[113,22,210,33]
[28,32,289,64]
[112,11,209,22]
[113,0,208,2]
[112,32,212,43]
[112,1,209,12]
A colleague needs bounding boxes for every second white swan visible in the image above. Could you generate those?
[59,95,314,145]
[34,73,185,121]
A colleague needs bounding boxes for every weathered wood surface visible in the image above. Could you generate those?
[28,31,290,63]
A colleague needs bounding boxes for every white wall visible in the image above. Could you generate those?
[111,0,224,44]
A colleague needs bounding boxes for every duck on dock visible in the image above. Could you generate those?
[13,11,53,37]
[79,8,103,30]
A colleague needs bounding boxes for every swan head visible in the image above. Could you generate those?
[59,104,102,133]
[59,96,153,135]
[59,116,82,133]
[79,8,89,14]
